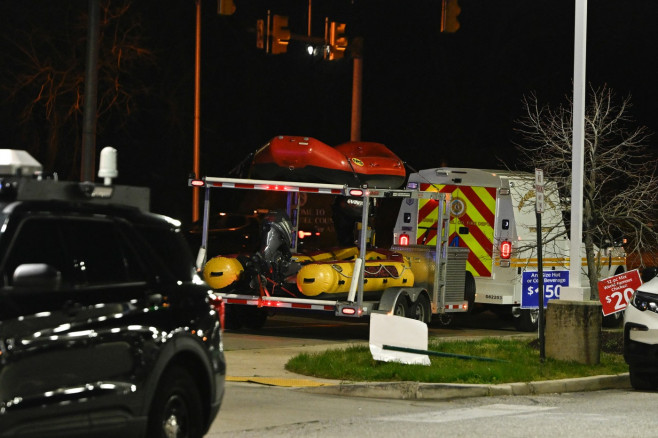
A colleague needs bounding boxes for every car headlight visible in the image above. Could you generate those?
[631,290,658,313]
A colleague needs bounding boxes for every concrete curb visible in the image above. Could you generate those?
[298,373,631,400]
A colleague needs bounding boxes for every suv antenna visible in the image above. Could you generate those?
[98,146,118,186]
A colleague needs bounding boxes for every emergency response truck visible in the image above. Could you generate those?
[393,168,627,331]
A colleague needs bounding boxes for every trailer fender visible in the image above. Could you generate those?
[377,287,425,317]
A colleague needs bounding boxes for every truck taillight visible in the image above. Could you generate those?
[500,240,512,259]
[399,234,410,246]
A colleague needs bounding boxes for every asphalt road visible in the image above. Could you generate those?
[208,387,657,437]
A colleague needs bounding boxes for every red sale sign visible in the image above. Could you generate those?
[598,269,643,316]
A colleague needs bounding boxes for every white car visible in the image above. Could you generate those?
[624,273,658,389]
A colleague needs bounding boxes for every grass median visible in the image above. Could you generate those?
[285,330,627,384]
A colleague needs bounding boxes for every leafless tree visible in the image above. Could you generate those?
[514,84,658,294]
[2,1,153,178]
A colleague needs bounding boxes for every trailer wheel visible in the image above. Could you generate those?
[410,294,431,324]
[392,295,409,318]
[224,304,243,330]
[514,309,538,332]
[435,313,453,326]
[242,306,268,330]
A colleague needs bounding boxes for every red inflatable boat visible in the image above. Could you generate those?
[250,135,406,188]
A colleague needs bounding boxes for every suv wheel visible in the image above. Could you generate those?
[629,366,658,391]
[148,366,203,438]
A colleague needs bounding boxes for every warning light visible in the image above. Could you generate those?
[500,240,512,259]
[399,234,410,246]
[298,230,312,239]
[190,179,205,187]
[349,189,364,197]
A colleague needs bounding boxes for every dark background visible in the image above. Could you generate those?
[1,0,657,225]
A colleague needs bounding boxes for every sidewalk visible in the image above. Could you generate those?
[223,341,631,400]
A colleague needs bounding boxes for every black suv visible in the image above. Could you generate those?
[0,176,225,437]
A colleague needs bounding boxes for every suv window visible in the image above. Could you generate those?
[61,218,147,285]
[2,216,149,288]
[138,225,195,281]
[3,217,71,286]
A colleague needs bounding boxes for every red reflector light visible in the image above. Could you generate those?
[341,307,357,315]
[209,295,225,330]
[399,234,410,246]
[190,179,205,187]
[500,240,512,259]
[349,189,364,197]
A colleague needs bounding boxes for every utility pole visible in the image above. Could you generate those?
[81,0,100,181]
[350,37,364,142]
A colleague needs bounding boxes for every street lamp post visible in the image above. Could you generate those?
[193,0,202,222]
[561,0,588,301]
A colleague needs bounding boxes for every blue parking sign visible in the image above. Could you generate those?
[521,270,569,309]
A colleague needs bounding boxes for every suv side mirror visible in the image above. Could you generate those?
[13,263,62,289]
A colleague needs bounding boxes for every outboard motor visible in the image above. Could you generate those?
[250,210,298,283]
[259,210,293,263]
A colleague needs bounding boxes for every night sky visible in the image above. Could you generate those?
[1,0,657,223]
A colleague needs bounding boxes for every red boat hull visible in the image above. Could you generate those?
[250,136,406,188]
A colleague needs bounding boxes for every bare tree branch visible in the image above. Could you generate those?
[513,84,658,295]
[2,0,153,178]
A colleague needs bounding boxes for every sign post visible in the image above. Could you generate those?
[535,169,545,362]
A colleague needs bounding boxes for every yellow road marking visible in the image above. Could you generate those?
[227,376,335,387]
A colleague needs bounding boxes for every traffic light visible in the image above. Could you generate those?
[271,15,290,54]
[217,0,235,15]
[256,19,265,49]
[328,22,347,60]
[441,0,461,33]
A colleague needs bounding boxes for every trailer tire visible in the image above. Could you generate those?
[242,306,268,330]
[392,295,410,318]
[224,305,243,330]
[410,294,431,324]
[514,309,538,332]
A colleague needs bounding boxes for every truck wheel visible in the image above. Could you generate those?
[629,366,658,390]
[514,309,538,332]
[392,295,409,318]
[410,294,431,324]
[464,271,476,312]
